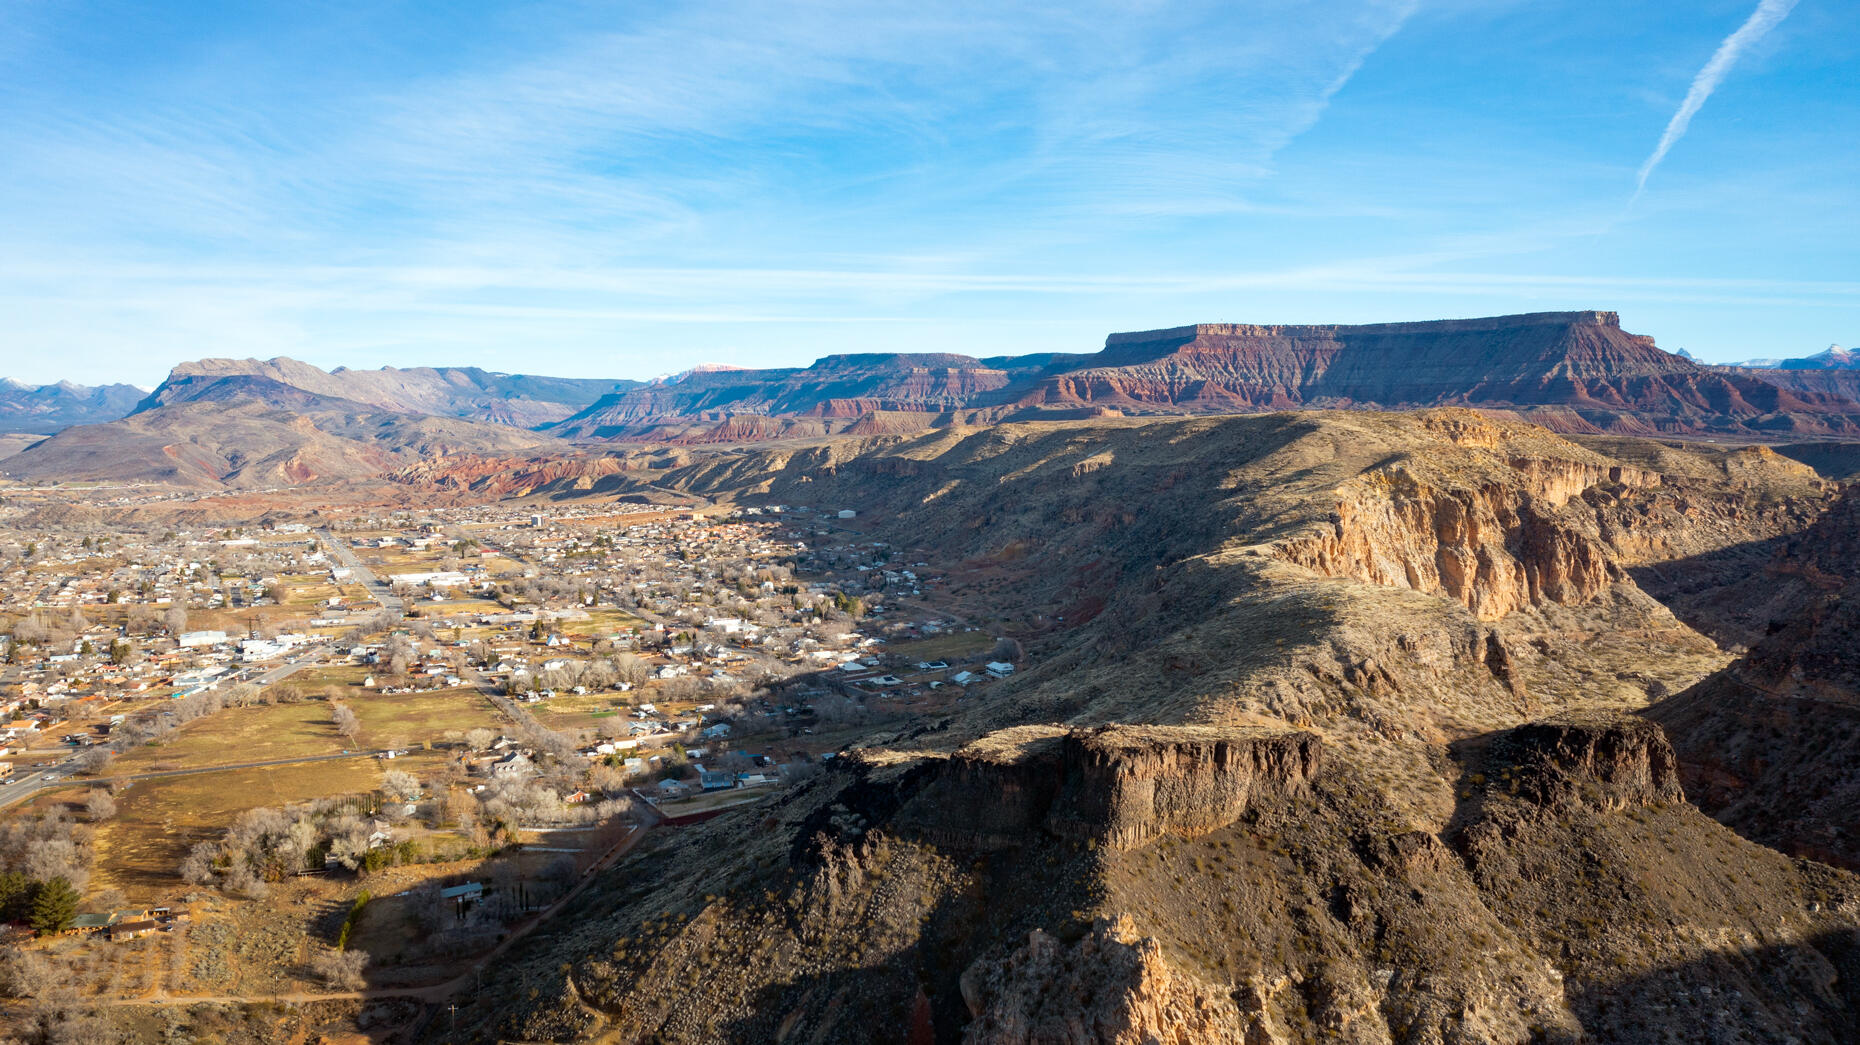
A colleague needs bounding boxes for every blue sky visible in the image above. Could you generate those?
[0,0,1854,385]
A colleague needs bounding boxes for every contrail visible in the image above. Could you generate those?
[1636,0,1799,194]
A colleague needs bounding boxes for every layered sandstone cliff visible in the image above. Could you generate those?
[538,311,1860,444]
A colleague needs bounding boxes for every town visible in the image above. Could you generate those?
[0,490,1021,1027]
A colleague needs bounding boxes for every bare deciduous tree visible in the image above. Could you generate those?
[380,770,420,803]
[331,703,362,742]
[83,790,116,823]
[310,945,367,989]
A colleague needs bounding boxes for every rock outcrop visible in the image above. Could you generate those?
[1269,461,1630,620]
[891,725,1322,852]
[1647,486,1860,867]
[1480,713,1684,812]
[1046,726,1322,849]
[959,916,1250,1045]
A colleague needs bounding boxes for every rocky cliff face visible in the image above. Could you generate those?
[1480,714,1684,813]
[1011,311,1860,438]
[890,725,1322,853]
[1648,486,1860,868]
[1047,726,1322,849]
[538,311,1860,443]
[1269,462,1630,620]
[474,711,1860,1045]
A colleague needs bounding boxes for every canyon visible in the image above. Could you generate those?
[406,408,1860,1043]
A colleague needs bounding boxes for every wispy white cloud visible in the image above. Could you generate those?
[1636,0,1799,194]
[0,1,1850,381]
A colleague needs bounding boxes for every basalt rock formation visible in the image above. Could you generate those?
[468,711,1860,1044]
[887,725,1323,853]
[1476,713,1684,813]
[1047,726,1323,850]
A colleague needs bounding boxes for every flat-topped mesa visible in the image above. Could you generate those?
[1046,725,1323,850]
[1484,714,1684,813]
[1103,311,1622,346]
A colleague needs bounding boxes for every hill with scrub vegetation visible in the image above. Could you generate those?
[420,409,1860,1043]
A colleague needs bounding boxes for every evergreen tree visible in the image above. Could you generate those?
[29,877,78,934]
[0,871,34,922]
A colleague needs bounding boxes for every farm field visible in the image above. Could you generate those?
[95,755,443,898]
[524,692,634,731]
[112,701,351,772]
[343,687,506,745]
[883,630,992,663]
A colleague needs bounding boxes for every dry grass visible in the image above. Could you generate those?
[95,757,442,898]
[885,631,994,663]
[344,687,506,744]
[114,702,351,772]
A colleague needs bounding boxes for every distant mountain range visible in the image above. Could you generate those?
[0,359,611,487]
[544,311,1860,442]
[9,314,1860,487]
[1718,344,1860,405]
[141,358,636,427]
[0,377,145,435]
[1727,344,1857,370]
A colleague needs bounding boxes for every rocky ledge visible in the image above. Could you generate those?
[1481,713,1684,812]
[890,724,1322,852]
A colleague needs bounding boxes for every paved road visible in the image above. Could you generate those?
[317,528,405,617]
